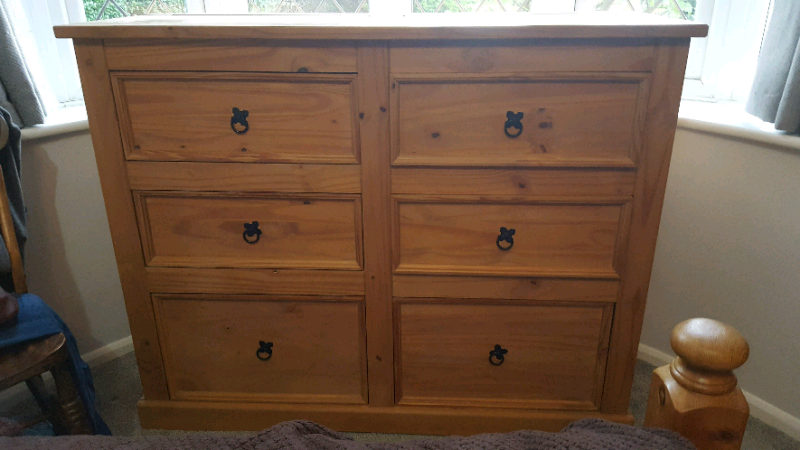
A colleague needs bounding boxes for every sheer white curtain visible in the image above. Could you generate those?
[0,0,54,127]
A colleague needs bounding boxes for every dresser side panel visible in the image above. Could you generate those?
[73,39,169,399]
[600,39,691,413]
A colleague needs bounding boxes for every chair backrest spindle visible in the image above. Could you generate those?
[0,166,27,293]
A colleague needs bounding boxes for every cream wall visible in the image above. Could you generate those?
[20,130,129,354]
[642,127,800,421]
[17,126,800,426]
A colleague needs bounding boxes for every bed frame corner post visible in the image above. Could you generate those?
[644,318,750,450]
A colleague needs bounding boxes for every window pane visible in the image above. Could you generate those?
[249,0,368,13]
[84,0,187,21]
[576,0,698,21]
[82,0,369,19]
[412,0,532,13]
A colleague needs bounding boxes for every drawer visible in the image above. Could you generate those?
[153,295,367,404]
[395,299,613,409]
[134,192,362,270]
[112,72,358,163]
[394,198,627,278]
[393,275,619,302]
[391,167,636,197]
[392,76,647,167]
[104,40,357,72]
[389,42,656,74]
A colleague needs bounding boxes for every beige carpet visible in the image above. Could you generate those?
[2,353,798,449]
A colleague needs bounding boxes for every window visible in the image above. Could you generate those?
[682,0,773,102]
[27,0,773,110]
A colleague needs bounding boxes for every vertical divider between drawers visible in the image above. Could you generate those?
[357,43,395,406]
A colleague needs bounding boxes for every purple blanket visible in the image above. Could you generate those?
[1,419,695,450]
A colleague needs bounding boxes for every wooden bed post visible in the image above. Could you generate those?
[645,318,750,450]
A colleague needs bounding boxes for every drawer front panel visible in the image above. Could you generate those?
[112,73,358,163]
[389,43,656,74]
[393,275,619,302]
[392,167,636,197]
[154,295,367,404]
[395,199,625,277]
[393,76,646,167]
[105,40,358,72]
[146,268,366,296]
[396,299,613,409]
[127,162,362,193]
[135,192,362,270]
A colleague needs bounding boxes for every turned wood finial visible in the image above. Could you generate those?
[669,318,749,395]
[646,318,750,450]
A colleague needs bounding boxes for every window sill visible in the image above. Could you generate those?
[20,103,89,142]
[677,100,800,152]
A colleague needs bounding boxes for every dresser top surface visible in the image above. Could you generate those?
[54,12,707,41]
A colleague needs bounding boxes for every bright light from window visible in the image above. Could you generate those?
[81,0,700,19]
[576,0,697,21]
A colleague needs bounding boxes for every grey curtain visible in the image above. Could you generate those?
[746,0,800,133]
[0,0,47,128]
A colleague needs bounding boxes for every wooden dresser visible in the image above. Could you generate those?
[55,14,706,434]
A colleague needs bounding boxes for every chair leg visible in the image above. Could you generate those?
[50,356,92,435]
[24,375,55,430]
[25,375,56,419]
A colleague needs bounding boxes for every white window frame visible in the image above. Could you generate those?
[682,0,772,102]
[28,0,772,109]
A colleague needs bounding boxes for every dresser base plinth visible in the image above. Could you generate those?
[137,399,634,435]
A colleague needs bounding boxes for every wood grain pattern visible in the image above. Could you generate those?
[393,275,619,301]
[0,168,26,292]
[612,201,634,276]
[392,168,635,197]
[53,14,708,41]
[112,72,359,164]
[133,192,363,270]
[62,28,696,433]
[357,44,395,406]
[669,318,749,375]
[0,334,66,390]
[49,349,95,435]
[72,39,169,400]
[127,162,361,193]
[645,319,750,450]
[390,41,656,73]
[394,198,625,277]
[146,267,364,296]
[153,294,367,404]
[395,299,613,410]
[392,74,646,167]
[0,334,93,435]
[646,367,749,450]
[600,40,691,413]
[104,39,357,72]
[138,399,633,434]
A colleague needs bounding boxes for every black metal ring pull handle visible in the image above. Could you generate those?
[496,227,515,251]
[256,341,273,361]
[504,111,524,138]
[243,221,262,244]
[231,107,250,134]
[489,344,508,366]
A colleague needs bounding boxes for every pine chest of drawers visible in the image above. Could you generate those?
[56,14,706,434]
